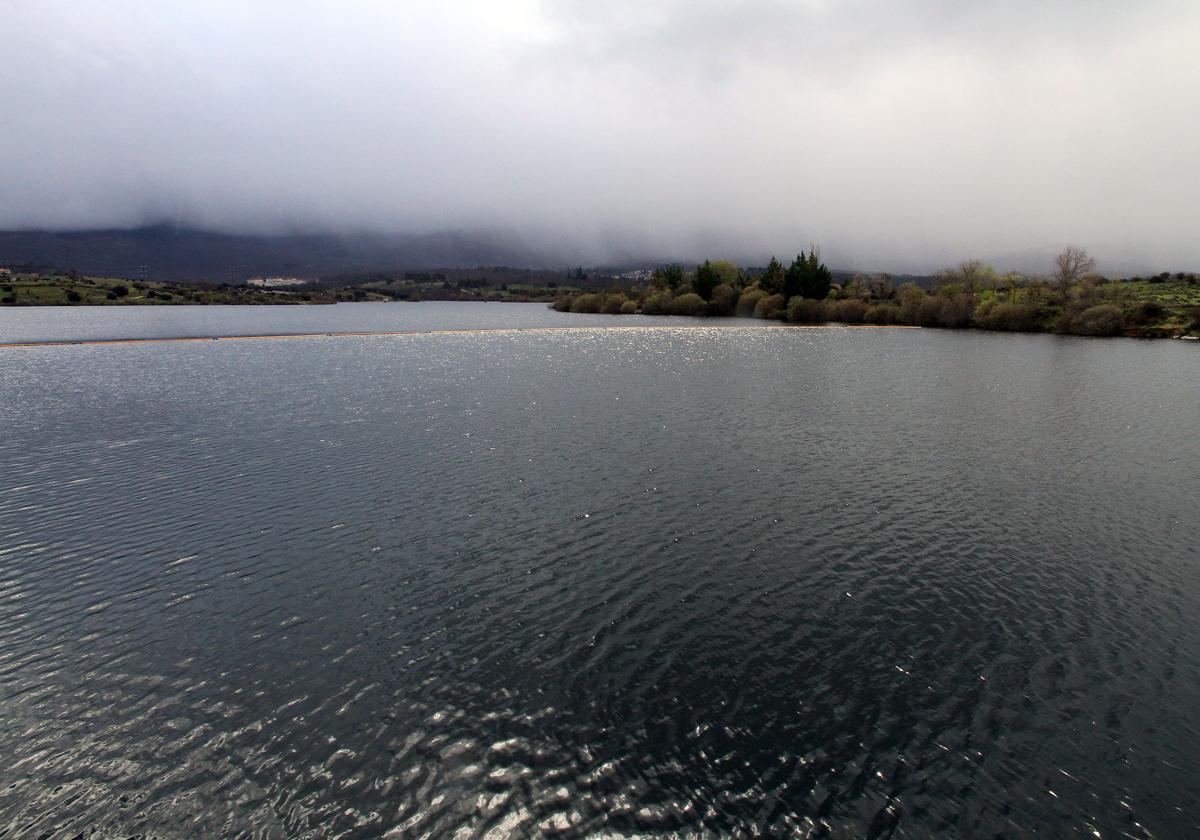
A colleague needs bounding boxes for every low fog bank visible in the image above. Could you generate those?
[4,2,1199,273]
[0,225,1184,282]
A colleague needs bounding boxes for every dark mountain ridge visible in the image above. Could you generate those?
[0,226,559,282]
[10,226,1148,288]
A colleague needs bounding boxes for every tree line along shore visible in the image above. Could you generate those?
[552,248,1200,339]
[5,250,1199,339]
[0,273,345,306]
[0,270,567,306]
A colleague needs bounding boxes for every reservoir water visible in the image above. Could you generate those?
[1,304,1197,837]
[0,301,720,344]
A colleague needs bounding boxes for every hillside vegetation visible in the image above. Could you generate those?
[0,273,367,306]
[0,267,579,308]
[551,250,1200,339]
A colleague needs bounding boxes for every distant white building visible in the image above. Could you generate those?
[246,276,309,288]
[615,269,654,282]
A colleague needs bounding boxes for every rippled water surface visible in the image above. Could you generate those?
[1,320,1198,837]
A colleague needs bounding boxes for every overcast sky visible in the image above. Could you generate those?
[5,1,1199,270]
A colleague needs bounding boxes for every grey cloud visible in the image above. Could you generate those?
[3,0,1199,271]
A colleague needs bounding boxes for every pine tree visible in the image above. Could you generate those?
[784,254,807,300]
[784,248,833,299]
[762,256,785,294]
[692,260,719,301]
[806,248,832,300]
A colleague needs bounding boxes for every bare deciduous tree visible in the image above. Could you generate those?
[935,259,996,297]
[957,259,989,296]
[870,273,893,299]
[1053,246,1095,301]
[1026,277,1049,305]
[1000,272,1025,304]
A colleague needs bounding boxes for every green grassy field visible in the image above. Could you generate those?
[1108,279,1200,307]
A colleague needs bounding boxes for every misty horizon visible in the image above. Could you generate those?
[5,1,1200,273]
[5,223,1183,280]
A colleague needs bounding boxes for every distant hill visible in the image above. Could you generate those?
[7,226,1147,286]
[0,226,558,282]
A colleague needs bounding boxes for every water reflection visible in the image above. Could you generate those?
[0,326,1197,837]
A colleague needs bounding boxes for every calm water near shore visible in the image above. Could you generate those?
[1,306,1198,837]
[0,301,727,343]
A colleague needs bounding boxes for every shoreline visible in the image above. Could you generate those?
[0,323,919,349]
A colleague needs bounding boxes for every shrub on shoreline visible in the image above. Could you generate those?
[787,296,826,323]
[834,299,869,323]
[642,291,672,315]
[709,283,737,316]
[893,294,971,328]
[974,301,1041,332]
[1069,304,1126,336]
[864,303,900,324]
[570,293,604,314]
[544,246,1194,339]
[602,293,629,314]
[1130,301,1164,324]
[755,293,786,319]
[737,287,767,317]
[670,292,707,317]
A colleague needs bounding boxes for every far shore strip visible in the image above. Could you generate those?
[0,323,920,349]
